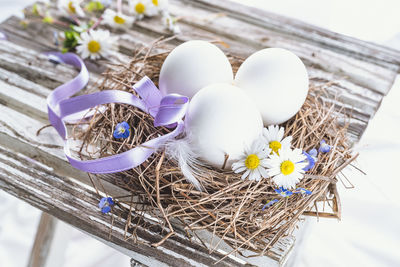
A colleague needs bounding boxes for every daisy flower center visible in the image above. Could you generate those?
[87,40,101,53]
[280,160,295,175]
[245,154,260,170]
[135,3,146,14]
[269,141,282,154]
[152,0,158,6]
[113,15,126,24]
[68,2,76,13]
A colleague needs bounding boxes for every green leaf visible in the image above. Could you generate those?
[62,30,81,51]
[42,16,54,24]
[85,1,104,12]
[32,4,40,16]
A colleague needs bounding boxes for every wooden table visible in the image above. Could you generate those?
[1,0,399,266]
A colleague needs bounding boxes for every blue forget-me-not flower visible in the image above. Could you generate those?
[99,197,115,214]
[113,121,130,139]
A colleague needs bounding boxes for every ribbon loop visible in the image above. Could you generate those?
[59,90,147,118]
[133,76,163,117]
[46,52,89,139]
[46,53,188,174]
[154,94,189,127]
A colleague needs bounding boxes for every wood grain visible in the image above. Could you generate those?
[27,213,57,267]
[0,145,248,267]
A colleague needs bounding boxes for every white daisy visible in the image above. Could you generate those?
[129,0,157,20]
[151,0,169,12]
[58,0,85,17]
[232,140,271,181]
[101,9,135,29]
[265,148,307,189]
[162,13,181,34]
[76,29,116,60]
[263,125,292,154]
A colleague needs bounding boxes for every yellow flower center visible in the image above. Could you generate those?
[245,154,260,170]
[68,2,76,13]
[118,127,125,133]
[135,2,146,14]
[269,141,282,154]
[152,0,158,6]
[87,40,101,53]
[280,160,295,175]
[113,15,125,24]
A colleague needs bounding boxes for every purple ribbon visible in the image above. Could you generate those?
[46,52,188,173]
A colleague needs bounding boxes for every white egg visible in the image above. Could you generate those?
[185,83,263,169]
[235,48,309,125]
[159,40,233,98]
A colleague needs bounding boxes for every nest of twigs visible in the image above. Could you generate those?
[74,42,356,260]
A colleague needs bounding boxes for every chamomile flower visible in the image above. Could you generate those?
[263,125,292,154]
[163,13,181,34]
[129,0,157,20]
[102,9,135,29]
[151,0,168,12]
[58,0,85,17]
[76,29,116,60]
[232,140,270,181]
[265,148,307,189]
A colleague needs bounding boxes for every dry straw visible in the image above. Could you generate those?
[73,40,357,260]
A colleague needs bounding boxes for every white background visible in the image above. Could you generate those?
[1,0,400,266]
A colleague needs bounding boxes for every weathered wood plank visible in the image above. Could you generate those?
[0,144,251,267]
[0,78,49,123]
[0,39,103,88]
[189,0,400,68]
[27,212,57,267]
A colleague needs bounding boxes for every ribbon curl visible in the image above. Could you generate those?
[46,52,188,174]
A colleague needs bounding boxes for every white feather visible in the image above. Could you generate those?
[164,135,204,191]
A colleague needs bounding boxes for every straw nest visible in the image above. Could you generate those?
[74,41,357,259]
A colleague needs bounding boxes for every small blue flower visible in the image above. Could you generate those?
[309,148,318,158]
[302,151,316,171]
[99,197,114,214]
[101,206,111,213]
[262,199,279,211]
[275,187,293,197]
[113,121,130,139]
[294,188,312,195]
[319,140,331,153]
